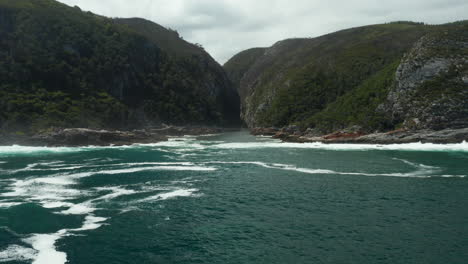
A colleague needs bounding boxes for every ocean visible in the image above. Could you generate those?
[0,131,467,264]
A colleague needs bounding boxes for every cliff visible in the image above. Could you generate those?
[225,21,468,134]
[381,22,468,130]
[0,0,240,135]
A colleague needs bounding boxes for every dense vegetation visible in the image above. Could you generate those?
[223,48,266,99]
[226,21,467,133]
[305,61,400,132]
[0,0,239,134]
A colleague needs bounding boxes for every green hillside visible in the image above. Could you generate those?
[225,21,468,133]
[0,0,239,134]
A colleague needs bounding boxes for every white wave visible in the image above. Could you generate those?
[93,166,216,174]
[32,161,65,167]
[0,245,37,263]
[20,213,108,264]
[2,179,82,200]
[206,161,460,179]
[392,158,439,169]
[60,203,96,215]
[8,162,199,178]
[70,215,107,231]
[0,202,22,208]
[139,188,199,202]
[60,186,138,215]
[3,176,84,197]
[209,161,337,174]
[2,138,466,157]
[92,187,137,202]
[31,165,90,172]
[143,138,206,152]
[0,145,85,156]
[6,163,94,175]
[23,233,67,264]
[1,173,91,215]
[42,202,75,209]
[113,162,195,166]
[0,144,150,157]
[35,177,77,186]
[210,141,468,152]
[440,175,466,178]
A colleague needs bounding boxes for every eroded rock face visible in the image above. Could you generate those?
[382,32,468,130]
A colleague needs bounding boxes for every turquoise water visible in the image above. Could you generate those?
[0,131,467,264]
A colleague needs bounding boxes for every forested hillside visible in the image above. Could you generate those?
[225,21,468,133]
[0,0,240,134]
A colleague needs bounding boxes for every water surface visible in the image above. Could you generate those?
[0,132,467,264]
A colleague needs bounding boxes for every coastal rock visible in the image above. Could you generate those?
[382,29,468,130]
[29,128,168,147]
[250,127,279,136]
[278,128,468,144]
[149,126,225,136]
[0,126,238,147]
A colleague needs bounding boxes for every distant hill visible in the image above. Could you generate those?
[0,0,240,134]
[225,21,468,133]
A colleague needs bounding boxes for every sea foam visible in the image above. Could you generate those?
[206,161,464,178]
[210,140,468,152]
[0,245,37,263]
[139,188,200,202]
[18,213,109,264]
[24,234,67,264]
[0,145,85,156]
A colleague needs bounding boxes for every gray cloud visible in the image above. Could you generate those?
[58,0,468,64]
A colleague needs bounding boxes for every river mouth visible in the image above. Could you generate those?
[0,131,467,264]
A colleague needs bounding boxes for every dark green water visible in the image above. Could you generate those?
[0,131,467,264]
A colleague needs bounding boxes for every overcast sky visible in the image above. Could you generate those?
[57,0,467,64]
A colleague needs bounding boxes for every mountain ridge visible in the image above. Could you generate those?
[224,21,468,134]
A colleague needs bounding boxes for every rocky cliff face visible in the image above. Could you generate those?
[225,22,430,129]
[225,21,468,133]
[223,48,266,103]
[382,25,468,130]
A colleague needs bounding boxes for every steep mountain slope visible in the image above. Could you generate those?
[381,22,468,130]
[114,17,241,127]
[223,48,266,100]
[0,0,240,133]
[225,21,468,133]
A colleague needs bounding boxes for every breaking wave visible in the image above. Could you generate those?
[210,141,468,152]
[205,161,465,178]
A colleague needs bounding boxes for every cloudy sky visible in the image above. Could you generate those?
[57,0,467,64]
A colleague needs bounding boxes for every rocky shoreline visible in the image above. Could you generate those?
[0,126,233,147]
[2,126,467,147]
[251,127,468,144]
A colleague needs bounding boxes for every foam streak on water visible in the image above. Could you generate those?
[0,132,467,264]
[205,161,465,178]
[0,152,216,264]
[209,141,468,152]
[138,188,200,202]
